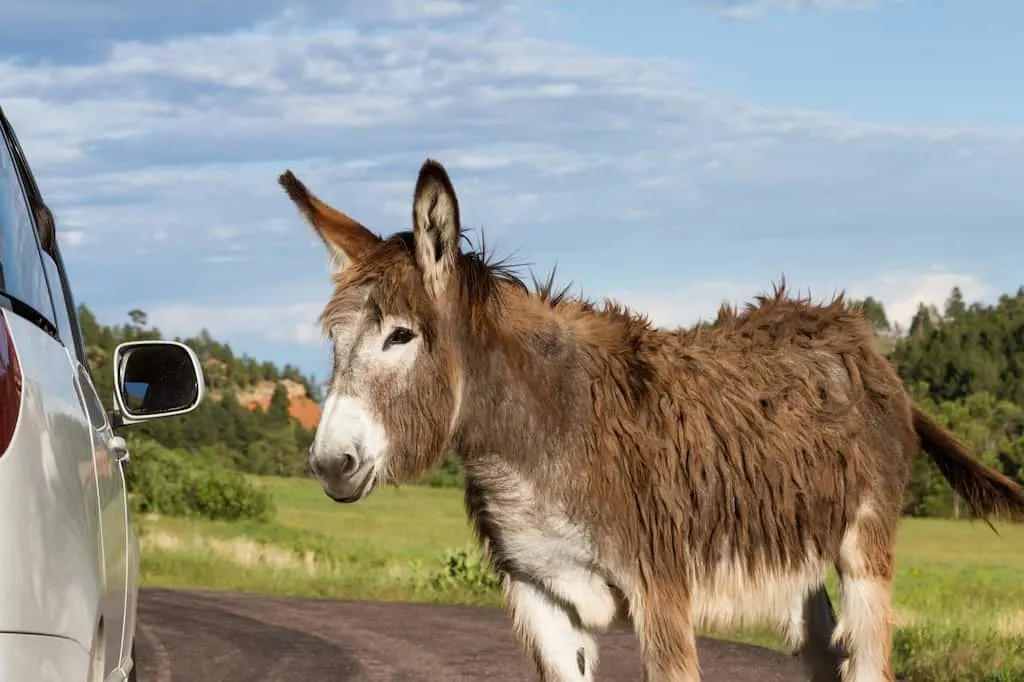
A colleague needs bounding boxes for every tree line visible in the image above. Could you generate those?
[79,305,318,477]
[82,283,1024,518]
[852,287,1024,517]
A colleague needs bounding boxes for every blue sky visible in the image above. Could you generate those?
[1,0,1021,385]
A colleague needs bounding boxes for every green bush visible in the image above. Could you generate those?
[192,441,238,470]
[428,543,502,594]
[125,436,275,523]
[244,427,311,478]
[423,451,464,488]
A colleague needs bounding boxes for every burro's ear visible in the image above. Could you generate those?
[412,159,461,300]
[279,170,381,271]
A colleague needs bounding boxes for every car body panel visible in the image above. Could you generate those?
[0,632,91,682]
[72,360,132,677]
[1,105,131,679]
[0,310,105,654]
[122,524,141,677]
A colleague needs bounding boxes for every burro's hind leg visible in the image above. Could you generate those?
[505,577,600,682]
[833,508,898,682]
[781,584,846,682]
[631,589,701,682]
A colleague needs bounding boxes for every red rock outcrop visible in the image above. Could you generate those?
[234,379,321,430]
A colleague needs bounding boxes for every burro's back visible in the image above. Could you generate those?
[625,286,922,582]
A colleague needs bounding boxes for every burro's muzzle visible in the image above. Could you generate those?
[308,393,384,503]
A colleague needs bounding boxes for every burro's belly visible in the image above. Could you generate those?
[689,553,833,632]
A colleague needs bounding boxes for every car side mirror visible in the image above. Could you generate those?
[111,340,205,426]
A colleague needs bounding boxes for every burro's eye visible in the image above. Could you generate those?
[383,326,417,350]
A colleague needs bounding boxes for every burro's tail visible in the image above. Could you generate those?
[913,405,1024,523]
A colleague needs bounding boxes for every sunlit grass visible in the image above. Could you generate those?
[141,476,1024,681]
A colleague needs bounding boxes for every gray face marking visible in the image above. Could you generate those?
[309,289,423,502]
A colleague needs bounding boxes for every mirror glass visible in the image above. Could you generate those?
[117,344,200,416]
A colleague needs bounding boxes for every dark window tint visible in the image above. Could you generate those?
[0,128,55,327]
[76,364,108,431]
[40,252,77,351]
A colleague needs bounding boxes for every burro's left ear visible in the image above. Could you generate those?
[412,158,461,300]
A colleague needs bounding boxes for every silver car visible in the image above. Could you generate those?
[1,105,206,681]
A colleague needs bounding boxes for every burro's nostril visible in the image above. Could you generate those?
[339,453,359,476]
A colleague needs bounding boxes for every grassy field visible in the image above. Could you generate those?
[140,476,1024,681]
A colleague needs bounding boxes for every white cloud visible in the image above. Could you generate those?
[137,265,990,367]
[61,230,85,246]
[1,0,1017,374]
[707,0,888,19]
[6,6,1017,178]
[615,268,992,333]
[0,0,504,60]
[608,279,766,329]
[847,269,992,329]
[145,301,328,347]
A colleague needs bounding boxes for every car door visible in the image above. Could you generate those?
[2,107,131,679]
[42,252,131,682]
[72,360,132,678]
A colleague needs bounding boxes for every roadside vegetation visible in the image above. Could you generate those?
[82,284,1024,682]
[136,476,1023,682]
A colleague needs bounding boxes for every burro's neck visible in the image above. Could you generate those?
[450,312,593,469]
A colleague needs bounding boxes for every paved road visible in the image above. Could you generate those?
[135,587,807,681]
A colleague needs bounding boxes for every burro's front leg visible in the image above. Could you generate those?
[505,577,600,682]
[632,589,701,682]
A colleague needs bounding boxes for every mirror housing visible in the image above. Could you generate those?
[111,340,205,426]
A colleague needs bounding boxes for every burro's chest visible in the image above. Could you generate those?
[464,460,598,574]
[463,460,628,631]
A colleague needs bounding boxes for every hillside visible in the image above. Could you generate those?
[854,287,1024,517]
[232,379,322,430]
[202,353,322,430]
[79,284,1024,514]
[78,306,322,477]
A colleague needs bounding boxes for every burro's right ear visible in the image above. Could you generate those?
[278,170,381,271]
[411,159,461,301]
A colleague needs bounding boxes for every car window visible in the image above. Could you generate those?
[2,109,89,367]
[76,363,109,431]
[0,121,57,333]
[39,251,78,354]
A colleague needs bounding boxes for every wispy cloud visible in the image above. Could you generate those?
[846,269,991,327]
[704,0,890,19]
[0,0,498,61]
[143,300,327,346]
[612,267,982,333]
[1,0,1014,373]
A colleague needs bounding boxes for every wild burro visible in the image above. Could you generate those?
[277,159,1024,682]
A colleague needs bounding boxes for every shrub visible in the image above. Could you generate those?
[428,543,501,594]
[125,436,275,523]
[423,451,464,488]
[244,428,310,477]
[193,441,238,470]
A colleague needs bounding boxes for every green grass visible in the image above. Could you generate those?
[261,476,472,558]
[709,518,1024,680]
[139,477,499,606]
[140,476,1024,681]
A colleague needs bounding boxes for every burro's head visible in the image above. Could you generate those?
[279,159,466,503]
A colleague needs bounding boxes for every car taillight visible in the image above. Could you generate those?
[0,310,23,457]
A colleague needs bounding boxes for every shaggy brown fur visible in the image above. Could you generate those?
[279,159,1024,682]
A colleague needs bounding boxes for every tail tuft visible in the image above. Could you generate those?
[913,406,1024,524]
